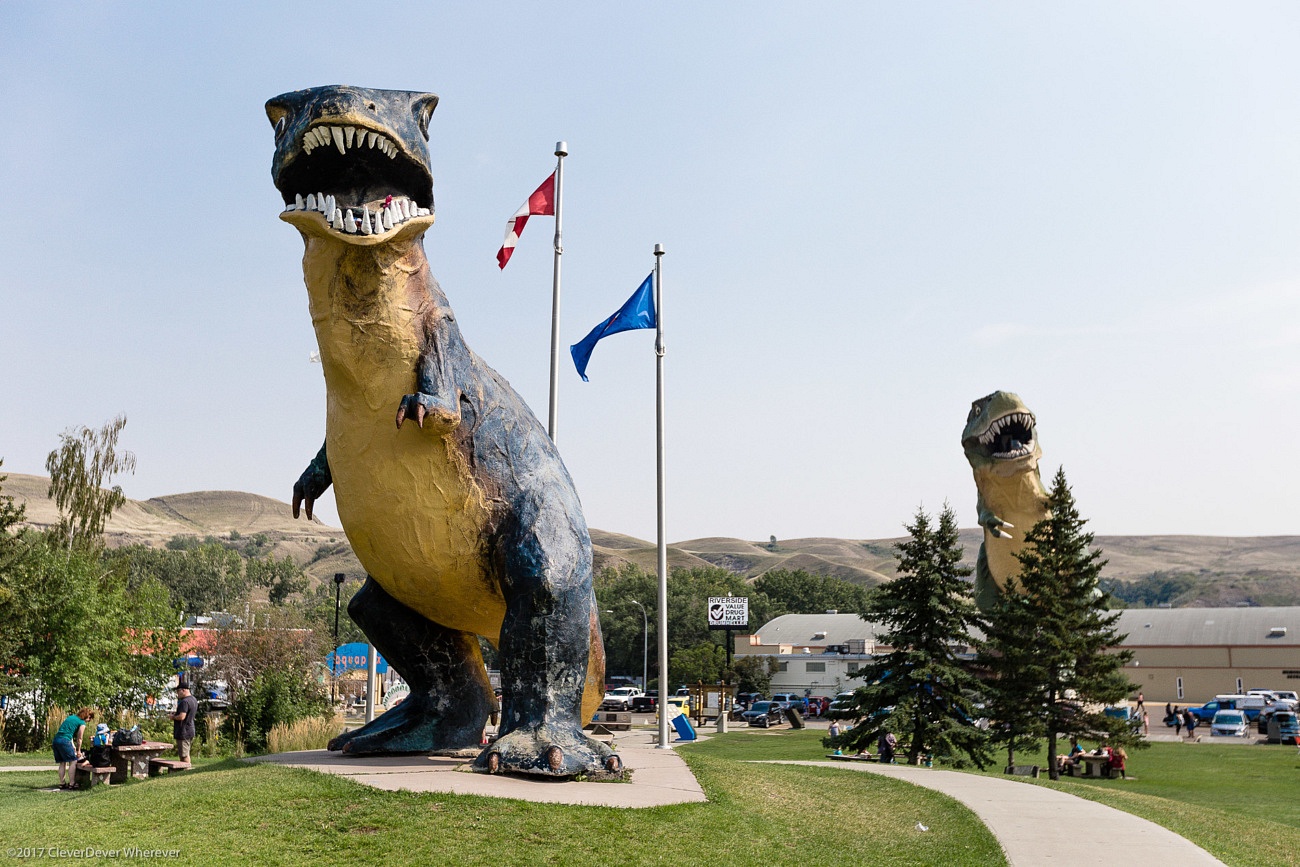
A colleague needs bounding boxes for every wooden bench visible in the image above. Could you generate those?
[1004,765,1040,778]
[75,762,114,789]
[586,711,632,732]
[825,753,883,762]
[148,758,191,777]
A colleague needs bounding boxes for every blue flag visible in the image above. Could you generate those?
[570,273,656,381]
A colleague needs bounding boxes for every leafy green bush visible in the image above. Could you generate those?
[226,669,329,753]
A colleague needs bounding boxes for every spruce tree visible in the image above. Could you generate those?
[974,574,1048,771]
[834,504,991,768]
[986,467,1136,780]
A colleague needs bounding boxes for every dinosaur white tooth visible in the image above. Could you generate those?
[345,126,355,148]
[331,208,344,230]
[307,128,321,147]
[317,192,327,213]
[332,126,346,154]
[367,131,377,148]
[305,193,317,211]
[361,207,373,234]
[399,199,410,220]
[327,195,336,215]
[382,208,393,230]
[344,209,357,233]
[295,193,305,210]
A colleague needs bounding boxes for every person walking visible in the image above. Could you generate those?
[52,707,93,790]
[1182,708,1197,741]
[1172,705,1182,737]
[170,680,199,763]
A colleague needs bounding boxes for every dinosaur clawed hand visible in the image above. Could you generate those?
[395,393,461,431]
[292,462,332,520]
[982,514,1015,539]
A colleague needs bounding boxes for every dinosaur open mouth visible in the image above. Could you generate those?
[274,122,432,240]
[973,412,1036,460]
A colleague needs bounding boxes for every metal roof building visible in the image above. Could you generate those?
[738,607,1300,704]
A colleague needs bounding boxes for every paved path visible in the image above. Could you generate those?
[769,761,1224,866]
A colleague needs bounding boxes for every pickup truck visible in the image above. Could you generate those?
[631,691,658,712]
[600,686,644,711]
[1188,695,1272,723]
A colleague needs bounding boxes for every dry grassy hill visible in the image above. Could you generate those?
[6,473,1299,604]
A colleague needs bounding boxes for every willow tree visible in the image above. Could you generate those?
[45,415,136,550]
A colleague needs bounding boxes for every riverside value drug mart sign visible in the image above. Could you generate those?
[707,597,749,630]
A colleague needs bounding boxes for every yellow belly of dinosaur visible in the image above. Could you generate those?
[315,288,504,640]
[978,469,1048,590]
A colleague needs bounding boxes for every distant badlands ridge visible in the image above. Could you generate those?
[5,473,1300,596]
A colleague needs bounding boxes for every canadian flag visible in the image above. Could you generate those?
[497,172,556,269]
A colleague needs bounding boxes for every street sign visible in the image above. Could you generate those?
[707,596,749,630]
[328,642,388,674]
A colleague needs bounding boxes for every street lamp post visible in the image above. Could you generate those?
[332,573,345,704]
[629,599,648,691]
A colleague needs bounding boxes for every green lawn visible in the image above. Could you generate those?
[0,742,1003,866]
[970,739,1300,866]
[5,730,1295,866]
[691,728,1300,867]
[0,751,50,768]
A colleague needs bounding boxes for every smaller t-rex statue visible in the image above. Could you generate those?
[960,391,1049,610]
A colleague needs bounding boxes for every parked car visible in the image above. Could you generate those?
[828,692,857,715]
[743,701,785,727]
[631,691,658,712]
[772,693,806,711]
[600,686,644,711]
[1209,709,1249,738]
[661,695,691,717]
[1189,695,1271,723]
[735,692,763,711]
[1267,711,1299,744]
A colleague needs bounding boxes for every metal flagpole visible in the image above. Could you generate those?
[547,141,567,441]
[653,243,670,750]
[365,644,377,723]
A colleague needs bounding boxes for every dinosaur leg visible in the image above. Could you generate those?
[973,544,1001,612]
[328,577,494,755]
[472,502,619,777]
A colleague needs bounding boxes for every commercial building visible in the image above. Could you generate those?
[737,607,1300,705]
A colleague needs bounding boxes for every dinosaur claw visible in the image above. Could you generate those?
[395,405,407,429]
[415,404,426,428]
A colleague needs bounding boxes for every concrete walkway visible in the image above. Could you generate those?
[769,761,1224,866]
[247,729,707,809]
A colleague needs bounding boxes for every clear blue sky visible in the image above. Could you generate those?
[2,3,1297,542]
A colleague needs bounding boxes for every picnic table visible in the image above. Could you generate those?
[1072,753,1114,778]
[109,741,174,783]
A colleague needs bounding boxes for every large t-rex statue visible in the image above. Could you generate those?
[960,391,1049,610]
[264,84,616,777]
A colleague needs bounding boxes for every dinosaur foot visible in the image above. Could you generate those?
[327,694,482,755]
[472,722,624,779]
